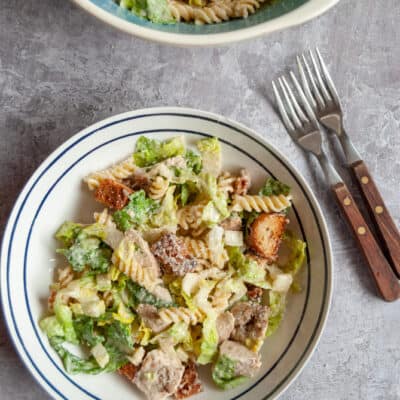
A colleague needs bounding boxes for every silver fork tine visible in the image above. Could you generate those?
[315,47,341,106]
[278,77,302,129]
[281,76,308,124]
[309,49,332,103]
[297,56,317,111]
[272,80,296,134]
[289,71,318,124]
[301,54,325,110]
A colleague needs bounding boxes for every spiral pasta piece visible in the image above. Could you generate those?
[231,194,292,213]
[84,157,137,190]
[158,307,204,325]
[149,176,170,200]
[102,290,114,308]
[57,266,75,289]
[232,0,265,17]
[112,238,162,294]
[177,204,206,237]
[182,237,228,268]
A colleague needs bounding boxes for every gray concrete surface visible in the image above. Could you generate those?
[1,0,399,399]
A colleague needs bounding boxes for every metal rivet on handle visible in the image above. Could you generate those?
[358,226,366,235]
[375,206,384,214]
[361,176,369,184]
[343,197,351,206]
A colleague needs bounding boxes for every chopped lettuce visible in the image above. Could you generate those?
[146,0,175,23]
[55,222,83,247]
[125,280,174,309]
[49,337,126,375]
[133,136,185,167]
[151,186,177,227]
[178,181,198,206]
[113,190,159,232]
[73,316,104,347]
[104,320,134,350]
[197,137,221,177]
[212,355,248,389]
[259,177,291,196]
[279,231,307,276]
[266,291,286,337]
[56,224,112,273]
[185,150,202,174]
[39,316,64,339]
[91,343,110,368]
[228,247,271,289]
[197,316,218,365]
[54,301,77,344]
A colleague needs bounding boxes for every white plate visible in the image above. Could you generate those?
[1,107,333,400]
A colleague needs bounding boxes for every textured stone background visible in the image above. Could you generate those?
[0,0,399,399]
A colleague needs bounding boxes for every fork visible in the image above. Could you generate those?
[272,73,400,302]
[297,48,400,279]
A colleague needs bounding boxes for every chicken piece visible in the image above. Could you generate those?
[230,302,269,346]
[125,229,161,277]
[137,304,171,333]
[118,363,138,382]
[219,215,242,231]
[233,169,251,195]
[246,213,288,262]
[216,311,235,344]
[174,362,202,399]
[246,284,263,303]
[151,233,197,277]
[94,179,133,210]
[218,340,261,377]
[123,172,150,191]
[135,349,185,400]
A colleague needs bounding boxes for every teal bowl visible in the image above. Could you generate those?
[72,0,339,45]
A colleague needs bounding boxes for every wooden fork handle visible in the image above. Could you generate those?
[332,182,400,302]
[350,160,400,278]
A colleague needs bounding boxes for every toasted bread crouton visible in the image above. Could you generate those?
[118,363,138,382]
[174,362,202,399]
[247,213,288,262]
[94,179,133,210]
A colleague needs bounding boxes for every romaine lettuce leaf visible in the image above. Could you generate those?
[228,247,271,289]
[104,320,134,350]
[39,316,64,339]
[151,186,177,227]
[265,291,286,337]
[197,316,218,365]
[73,316,104,347]
[125,280,174,309]
[49,337,127,375]
[134,136,185,167]
[113,190,159,232]
[54,301,77,344]
[197,137,221,177]
[55,222,83,247]
[212,355,248,389]
[279,231,306,276]
[259,177,290,196]
[185,150,202,174]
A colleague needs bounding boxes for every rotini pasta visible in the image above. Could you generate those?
[217,172,235,195]
[112,238,162,294]
[182,237,228,268]
[83,157,137,190]
[158,307,204,325]
[148,176,170,200]
[177,204,207,237]
[231,194,292,213]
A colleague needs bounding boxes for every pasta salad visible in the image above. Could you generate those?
[40,135,306,400]
[115,0,274,25]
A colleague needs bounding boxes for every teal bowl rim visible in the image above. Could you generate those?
[72,0,340,46]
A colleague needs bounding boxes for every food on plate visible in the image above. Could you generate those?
[115,0,274,25]
[40,135,306,399]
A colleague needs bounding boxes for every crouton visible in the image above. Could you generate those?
[94,179,133,210]
[174,362,202,399]
[246,284,263,303]
[151,233,197,277]
[118,363,138,382]
[123,173,150,191]
[246,213,288,262]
